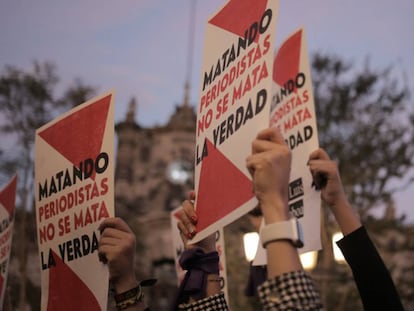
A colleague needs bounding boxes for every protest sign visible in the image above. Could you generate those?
[34,91,115,310]
[171,207,228,302]
[194,0,279,242]
[0,175,17,307]
[253,28,322,265]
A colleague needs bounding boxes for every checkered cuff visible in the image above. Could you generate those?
[258,270,323,311]
[178,292,228,311]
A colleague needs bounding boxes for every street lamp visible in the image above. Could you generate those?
[300,251,318,270]
[243,231,318,270]
[243,232,259,262]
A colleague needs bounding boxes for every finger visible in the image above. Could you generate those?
[177,221,194,240]
[308,159,338,189]
[308,148,331,162]
[256,127,286,145]
[100,231,133,247]
[246,154,265,178]
[246,155,256,178]
[308,159,337,175]
[252,129,288,155]
[308,161,328,180]
[188,190,196,201]
[251,139,276,154]
[179,230,189,247]
[99,217,132,234]
[98,245,119,264]
[99,235,120,247]
[182,200,198,224]
[99,226,132,241]
[177,205,197,236]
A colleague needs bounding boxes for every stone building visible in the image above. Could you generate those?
[114,91,197,310]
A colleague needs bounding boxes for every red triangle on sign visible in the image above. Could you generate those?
[273,29,302,89]
[0,175,17,216]
[38,94,111,180]
[47,250,101,311]
[196,139,254,232]
[209,0,268,42]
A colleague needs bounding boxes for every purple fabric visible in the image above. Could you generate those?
[172,247,219,311]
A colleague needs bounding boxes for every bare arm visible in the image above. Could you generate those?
[308,148,361,235]
[246,127,303,278]
[99,217,148,311]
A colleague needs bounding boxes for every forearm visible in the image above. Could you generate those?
[261,197,303,278]
[330,199,361,235]
[112,275,139,295]
[266,241,303,278]
[187,273,221,303]
[205,274,221,299]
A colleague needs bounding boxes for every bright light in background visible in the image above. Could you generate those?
[332,232,346,263]
[243,231,318,270]
[300,251,318,270]
[243,232,259,262]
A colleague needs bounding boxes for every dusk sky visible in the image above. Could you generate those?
[0,0,413,221]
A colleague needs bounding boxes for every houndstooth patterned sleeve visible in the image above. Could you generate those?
[258,270,323,311]
[178,292,229,311]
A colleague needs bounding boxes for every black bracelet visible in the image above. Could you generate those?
[115,285,142,310]
[114,279,157,311]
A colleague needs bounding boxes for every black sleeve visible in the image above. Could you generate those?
[337,226,404,311]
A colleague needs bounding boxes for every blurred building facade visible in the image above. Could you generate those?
[114,94,196,310]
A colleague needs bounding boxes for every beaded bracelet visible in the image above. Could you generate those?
[115,285,142,310]
[114,279,157,311]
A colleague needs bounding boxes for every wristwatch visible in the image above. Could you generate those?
[260,218,304,248]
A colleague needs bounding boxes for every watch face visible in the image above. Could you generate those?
[166,160,192,184]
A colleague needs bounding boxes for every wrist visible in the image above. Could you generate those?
[260,194,290,224]
[328,193,350,211]
[112,275,139,294]
[114,284,143,311]
[187,235,216,253]
[260,218,304,248]
[332,201,361,235]
[114,279,157,311]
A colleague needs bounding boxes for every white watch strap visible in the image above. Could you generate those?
[259,218,303,248]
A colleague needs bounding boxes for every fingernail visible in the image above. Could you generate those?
[188,191,196,200]
[190,215,198,224]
